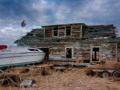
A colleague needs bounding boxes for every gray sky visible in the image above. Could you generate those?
[0,0,120,45]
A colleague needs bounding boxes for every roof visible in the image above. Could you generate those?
[15,37,120,46]
[42,23,86,27]
[87,24,115,27]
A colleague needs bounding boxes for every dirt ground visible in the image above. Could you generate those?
[0,67,120,90]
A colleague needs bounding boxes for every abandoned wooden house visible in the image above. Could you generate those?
[15,23,120,63]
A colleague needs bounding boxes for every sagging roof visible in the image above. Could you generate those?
[42,23,85,27]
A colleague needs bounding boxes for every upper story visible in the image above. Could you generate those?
[15,23,117,45]
[42,23,84,39]
[27,23,116,39]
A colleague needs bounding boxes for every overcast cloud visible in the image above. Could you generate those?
[0,0,120,45]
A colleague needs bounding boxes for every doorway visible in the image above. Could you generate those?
[91,47,100,62]
[40,48,49,60]
[66,48,72,58]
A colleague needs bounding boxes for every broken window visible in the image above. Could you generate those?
[92,47,99,61]
[66,48,72,58]
[66,27,71,36]
[28,49,38,51]
[53,27,58,36]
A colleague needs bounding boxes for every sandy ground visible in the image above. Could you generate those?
[0,68,120,90]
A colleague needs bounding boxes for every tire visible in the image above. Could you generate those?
[101,71,110,78]
[112,70,120,80]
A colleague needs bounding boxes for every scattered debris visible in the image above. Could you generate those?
[20,80,36,88]
[0,66,120,90]
[0,64,54,88]
[0,74,21,87]
[85,59,120,79]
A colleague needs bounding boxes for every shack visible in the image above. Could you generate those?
[15,23,120,63]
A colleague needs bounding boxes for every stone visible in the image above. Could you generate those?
[20,80,35,88]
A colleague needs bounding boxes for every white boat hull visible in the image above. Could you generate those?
[0,52,45,66]
[0,46,45,68]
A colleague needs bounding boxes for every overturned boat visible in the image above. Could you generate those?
[0,45,45,69]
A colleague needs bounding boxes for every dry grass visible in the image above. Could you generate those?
[0,66,120,90]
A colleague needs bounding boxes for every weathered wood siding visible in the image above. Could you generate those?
[45,27,52,38]
[44,24,82,38]
[48,42,116,63]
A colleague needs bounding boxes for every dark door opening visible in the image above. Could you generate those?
[40,48,49,60]
[92,47,99,61]
[66,48,72,58]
